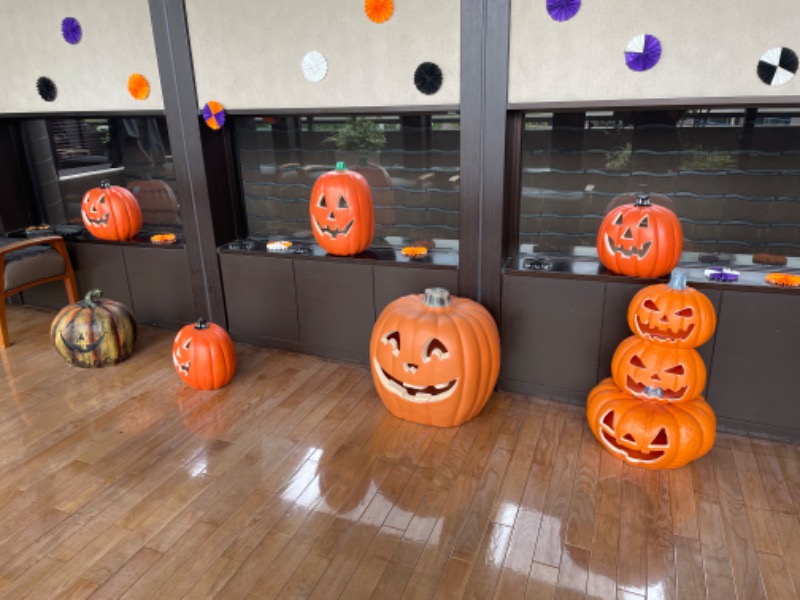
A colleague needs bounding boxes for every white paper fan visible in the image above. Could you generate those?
[302,51,328,83]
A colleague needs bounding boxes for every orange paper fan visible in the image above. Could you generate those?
[401,246,428,258]
[128,73,150,101]
[365,0,393,23]
[150,233,176,245]
[765,273,800,287]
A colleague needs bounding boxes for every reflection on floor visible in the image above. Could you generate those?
[0,305,797,599]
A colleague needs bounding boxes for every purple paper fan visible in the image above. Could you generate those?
[625,34,662,72]
[546,0,581,22]
[62,17,82,45]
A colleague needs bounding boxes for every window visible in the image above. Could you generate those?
[517,107,800,270]
[233,113,460,252]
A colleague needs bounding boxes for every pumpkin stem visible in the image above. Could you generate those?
[84,289,103,306]
[100,180,111,189]
[668,270,688,290]
[422,288,451,308]
[635,194,651,207]
[335,161,347,171]
[194,318,210,329]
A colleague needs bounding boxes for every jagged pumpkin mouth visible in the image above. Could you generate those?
[85,213,110,227]
[372,358,457,404]
[626,376,687,400]
[600,411,667,462]
[313,217,355,239]
[172,354,191,376]
[635,317,695,342]
[605,235,651,259]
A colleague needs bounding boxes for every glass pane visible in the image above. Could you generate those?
[234,114,460,251]
[518,108,800,269]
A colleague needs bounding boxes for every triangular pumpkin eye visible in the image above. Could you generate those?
[337,196,349,209]
[650,428,668,446]
[644,299,659,311]
[630,355,646,368]
[664,365,685,375]
[602,410,615,429]
[613,213,623,226]
[638,216,649,228]
[318,194,327,208]
[675,308,694,317]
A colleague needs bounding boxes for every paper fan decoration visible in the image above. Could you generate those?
[546,0,581,22]
[625,34,662,72]
[365,0,394,23]
[757,47,798,86]
[302,51,328,83]
[128,73,150,100]
[61,17,82,44]
[414,62,443,95]
[203,101,226,130]
[36,77,57,102]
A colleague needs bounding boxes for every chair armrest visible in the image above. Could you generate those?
[0,235,68,258]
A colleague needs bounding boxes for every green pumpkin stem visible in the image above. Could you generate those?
[423,288,451,308]
[635,194,651,207]
[194,318,210,329]
[335,161,347,171]
[668,270,688,290]
[84,289,103,306]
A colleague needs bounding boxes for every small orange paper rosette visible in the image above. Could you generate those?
[365,0,393,23]
[150,233,176,245]
[128,73,150,101]
[401,246,428,259]
[765,273,800,287]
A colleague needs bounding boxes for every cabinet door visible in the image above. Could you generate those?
[707,290,800,438]
[294,260,374,363]
[501,275,605,401]
[220,253,299,344]
[123,246,194,328]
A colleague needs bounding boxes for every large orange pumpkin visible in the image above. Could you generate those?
[127,179,180,225]
[81,180,142,240]
[611,336,706,403]
[628,270,716,348]
[369,288,500,427]
[172,318,237,390]
[587,378,715,470]
[309,162,374,255]
[596,194,682,278]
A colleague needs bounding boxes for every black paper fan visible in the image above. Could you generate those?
[414,62,443,95]
[757,47,798,86]
[36,77,57,102]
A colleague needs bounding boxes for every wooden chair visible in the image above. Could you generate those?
[0,235,78,348]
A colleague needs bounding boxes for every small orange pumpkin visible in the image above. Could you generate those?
[587,378,715,470]
[309,162,374,256]
[369,288,500,427]
[172,318,236,390]
[596,194,683,278]
[611,336,706,403]
[628,270,717,348]
[81,180,142,240]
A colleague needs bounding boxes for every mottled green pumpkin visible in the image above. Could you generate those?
[51,289,137,367]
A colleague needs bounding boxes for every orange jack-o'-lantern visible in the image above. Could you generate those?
[369,288,500,427]
[611,336,706,403]
[172,318,236,390]
[596,195,682,278]
[628,270,716,348]
[309,162,374,256]
[587,378,715,469]
[81,180,142,241]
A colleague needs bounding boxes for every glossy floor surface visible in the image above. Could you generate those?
[0,305,798,599]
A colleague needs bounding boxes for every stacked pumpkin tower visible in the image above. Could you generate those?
[587,270,717,470]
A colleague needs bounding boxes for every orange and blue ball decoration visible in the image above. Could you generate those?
[203,101,226,130]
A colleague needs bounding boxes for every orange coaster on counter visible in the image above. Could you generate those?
[765,273,800,287]
[150,233,176,245]
[401,246,428,259]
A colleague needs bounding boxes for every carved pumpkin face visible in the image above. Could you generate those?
[81,180,143,241]
[596,195,683,278]
[173,319,237,390]
[309,162,374,256]
[587,378,716,469]
[612,336,706,402]
[369,288,500,427]
[628,270,716,348]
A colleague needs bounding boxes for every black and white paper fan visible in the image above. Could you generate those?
[757,47,798,86]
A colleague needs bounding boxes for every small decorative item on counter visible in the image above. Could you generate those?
[266,241,293,252]
[752,253,787,266]
[228,240,256,251]
[401,246,428,259]
[150,233,176,245]
[523,256,553,271]
[25,225,55,238]
[765,273,800,287]
[703,267,739,282]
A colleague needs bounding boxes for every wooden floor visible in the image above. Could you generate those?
[0,305,798,600]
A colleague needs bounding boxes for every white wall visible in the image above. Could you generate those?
[509,0,800,105]
[185,0,460,111]
[0,0,163,114]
